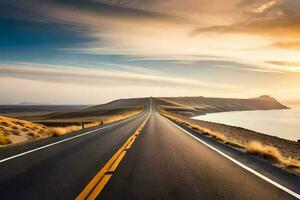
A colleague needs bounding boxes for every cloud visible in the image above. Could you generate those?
[0,77,203,104]
[192,0,300,38]
[0,0,182,26]
[0,62,236,91]
[263,61,300,73]
[272,41,300,50]
[191,17,300,39]
[1,61,253,104]
[249,0,277,13]
[265,61,300,67]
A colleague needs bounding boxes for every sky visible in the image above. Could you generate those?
[0,0,300,104]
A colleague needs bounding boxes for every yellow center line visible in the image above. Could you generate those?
[106,151,127,174]
[76,112,151,200]
[86,174,112,200]
[125,137,136,150]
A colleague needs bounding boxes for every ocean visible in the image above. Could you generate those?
[193,106,300,141]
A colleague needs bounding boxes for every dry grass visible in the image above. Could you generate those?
[0,116,46,146]
[100,110,142,124]
[0,108,142,146]
[45,110,142,137]
[46,126,81,137]
[159,108,300,173]
[11,129,20,135]
[225,139,244,149]
[0,116,98,144]
[27,132,38,138]
[245,141,300,169]
[21,127,29,132]
[160,109,227,142]
[0,130,11,145]
[45,122,99,137]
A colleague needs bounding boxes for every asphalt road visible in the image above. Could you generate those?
[0,99,299,200]
[0,110,148,199]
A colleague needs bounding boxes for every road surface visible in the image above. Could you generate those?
[0,99,299,200]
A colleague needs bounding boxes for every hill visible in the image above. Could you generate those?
[87,97,148,110]
[0,116,47,145]
[0,96,287,122]
[157,95,288,116]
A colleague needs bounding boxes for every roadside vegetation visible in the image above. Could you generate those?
[0,130,11,145]
[0,109,142,147]
[245,141,300,169]
[159,109,300,173]
[0,116,46,145]
[44,122,100,137]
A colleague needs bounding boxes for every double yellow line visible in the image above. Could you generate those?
[76,112,151,200]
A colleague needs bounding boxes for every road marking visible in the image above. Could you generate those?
[0,114,143,164]
[87,174,112,200]
[76,111,151,200]
[166,118,300,200]
[125,137,136,150]
[108,151,127,172]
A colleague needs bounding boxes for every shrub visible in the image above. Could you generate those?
[11,129,20,135]
[0,132,11,145]
[225,139,244,148]
[192,127,200,131]
[21,127,29,132]
[245,141,300,168]
[46,126,81,137]
[27,132,35,137]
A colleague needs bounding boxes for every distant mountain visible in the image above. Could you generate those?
[157,95,289,116]
[19,102,43,105]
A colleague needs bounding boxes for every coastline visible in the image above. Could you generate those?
[157,95,289,117]
[192,107,300,141]
[188,118,300,160]
[160,109,300,174]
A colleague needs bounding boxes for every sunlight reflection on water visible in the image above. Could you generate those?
[193,106,300,141]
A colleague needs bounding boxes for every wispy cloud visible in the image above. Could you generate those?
[0,62,237,90]
[265,61,300,67]
[272,41,300,50]
[191,0,300,39]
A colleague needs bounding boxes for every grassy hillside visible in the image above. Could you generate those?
[0,106,143,147]
[0,115,107,146]
[0,99,145,146]
[0,116,47,145]
[0,98,146,123]
[21,107,143,123]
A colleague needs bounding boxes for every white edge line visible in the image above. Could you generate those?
[167,118,300,199]
[0,114,142,164]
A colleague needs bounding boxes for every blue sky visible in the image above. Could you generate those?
[0,0,300,104]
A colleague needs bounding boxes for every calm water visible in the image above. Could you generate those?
[193,106,300,141]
